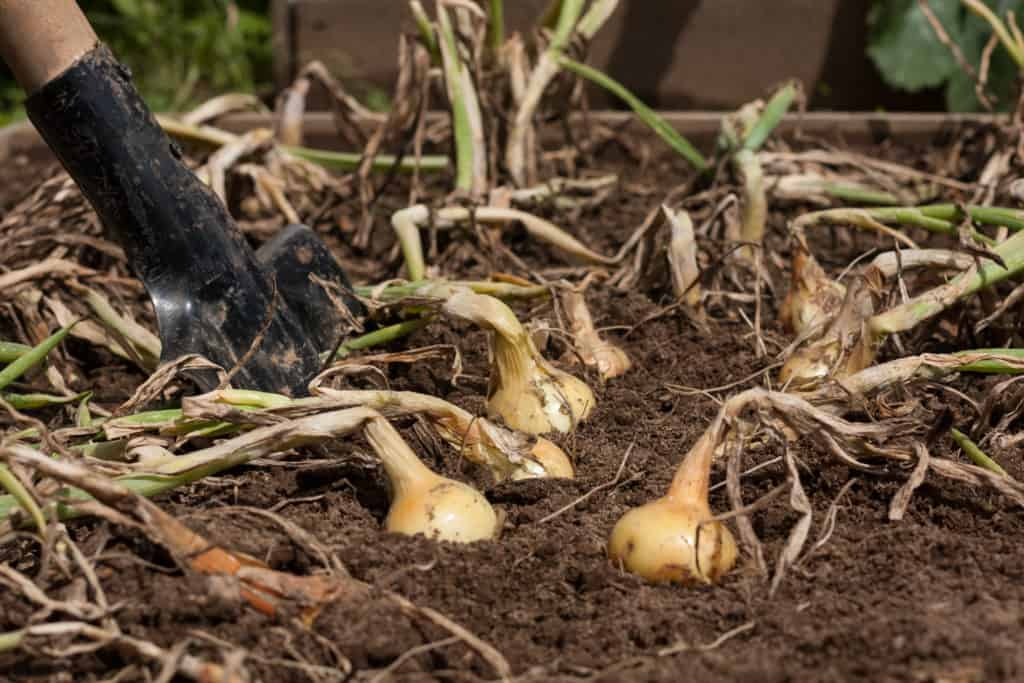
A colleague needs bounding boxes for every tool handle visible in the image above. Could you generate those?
[0,1,321,394]
[0,0,98,91]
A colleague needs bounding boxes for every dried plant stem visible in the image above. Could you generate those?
[807,349,1024,410]
[0,408,380,523]
[506,0,583,185]
[157,115,447,173]
[794,204,1024,246]
[392,204,617,280]
[0,322,77,392]
[664,206,702,307]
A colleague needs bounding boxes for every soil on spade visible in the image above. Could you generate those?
[1,123,1022,683]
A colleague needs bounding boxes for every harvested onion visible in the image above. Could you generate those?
[608,428,737,584]
[436,285,594,434]
[364,416,499,543]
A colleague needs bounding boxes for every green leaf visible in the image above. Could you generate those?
[945,3,1024,111]
[867,0,962,90]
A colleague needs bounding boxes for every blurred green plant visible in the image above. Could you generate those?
[0,0,271,123]
[868,0,1023,112]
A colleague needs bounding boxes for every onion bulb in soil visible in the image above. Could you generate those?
[779,243,845,336]
[364,416,499,543]
[438,286,595,435]
[608,429,737,583]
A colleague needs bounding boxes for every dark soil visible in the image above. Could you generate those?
[1,122,1023,683]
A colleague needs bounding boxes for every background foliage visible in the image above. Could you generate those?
[1,1,1022,126]
[868,0,1022,112]
[0,0,272,125]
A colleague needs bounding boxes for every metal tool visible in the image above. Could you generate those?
[0,0,363,395]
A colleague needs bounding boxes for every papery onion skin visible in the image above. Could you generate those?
[488,333,595,434]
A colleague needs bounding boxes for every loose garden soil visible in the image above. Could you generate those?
[1,121,1022,683]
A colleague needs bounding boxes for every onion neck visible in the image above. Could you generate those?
[491,331,535,394]
[666,422,721,513]
[364,417,435,497]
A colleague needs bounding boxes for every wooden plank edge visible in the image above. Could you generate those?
[1,111,1008,161]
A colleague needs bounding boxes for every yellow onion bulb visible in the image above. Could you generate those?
[607,429,737,584]
[365,416,499,543]
[385,477,499,543]
[607,496,736,584]
[488,331,595,434]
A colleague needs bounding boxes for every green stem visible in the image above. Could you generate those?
[327,318,431,361]
[488,0,505,55]
[437,6,475,193]
[0,463,46,534]
[822,183,902,206]
[409,0,440,60]
[157,115,448,173]
[550,0,584,50]
[962,0,1024,69]
[1,392,86,410]
[917,204,1024,232]
[951,427,1008,477]
[953,348,1024,373]
[742,82,797,152]
[558,56,708,171]
[796,207,995,245]
[0,629,25,652]
[872,229,1024,335]
[282,145,448,173]
[0,342,31,364]
[0,322,77,392]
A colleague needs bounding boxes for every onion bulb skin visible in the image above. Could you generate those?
[366,417,499,543]
[607,428,737,584]
[607,496,736,584]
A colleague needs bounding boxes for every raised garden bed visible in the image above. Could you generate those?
[2,103,1023,681]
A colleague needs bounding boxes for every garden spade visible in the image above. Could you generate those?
[0,0,363,395]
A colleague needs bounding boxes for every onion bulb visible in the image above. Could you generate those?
[438,286,594,434]
[364,416,499,543]
[779,243,845,336]
[608,429,737,584]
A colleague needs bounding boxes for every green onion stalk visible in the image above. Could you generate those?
[0,341,31,364]
[793,204,1024,247]
[558,57,707,171]
[409,0,440,61]
[951,427,1008,477]
[488,0,505,60]
[768,173,904,206]
[0,408,380,525]
[505,0,619,184]
[788,230,1024,389]
[437,4,486,195]
[961,0,1024,70]
[722,83,797,255]
[0,322,77,393]
[869,229,1024,340]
